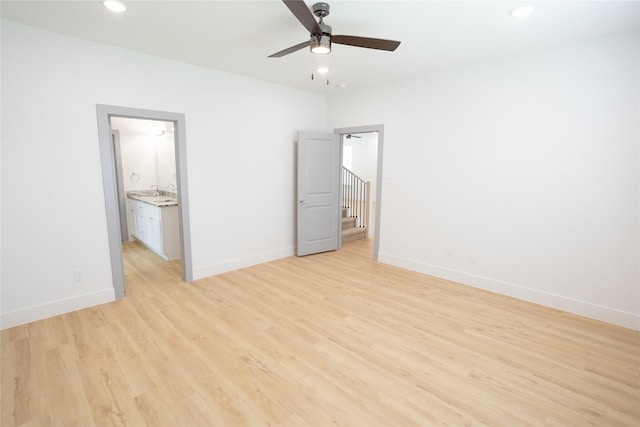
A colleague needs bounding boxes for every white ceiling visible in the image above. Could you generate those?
[1,1,638,94]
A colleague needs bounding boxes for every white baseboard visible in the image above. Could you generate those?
[193,246,295,280]
[378,253,639,331]
[1,288,115,330]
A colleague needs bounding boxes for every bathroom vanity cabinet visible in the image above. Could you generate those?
[127,197,180,260]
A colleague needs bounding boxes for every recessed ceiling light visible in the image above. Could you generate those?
[510,5,534,18]
[103,1,127,13]
[317,67,329,74]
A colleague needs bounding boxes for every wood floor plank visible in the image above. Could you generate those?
[2,239,639,426]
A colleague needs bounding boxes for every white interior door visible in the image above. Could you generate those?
[297,131,341,256]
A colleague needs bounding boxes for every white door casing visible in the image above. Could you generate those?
[297,131,341,256]
[96,104,193,299]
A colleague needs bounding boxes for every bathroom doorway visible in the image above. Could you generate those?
[96,105,193,299]
[110,117,181,266]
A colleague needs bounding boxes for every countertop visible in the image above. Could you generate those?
[127,191,178,207]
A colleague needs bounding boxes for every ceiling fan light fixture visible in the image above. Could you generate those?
[310,34,331,54]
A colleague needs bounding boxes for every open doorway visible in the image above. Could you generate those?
[96,105,193,300]
[342,131,378,241]
[110,117,181,266]
[335,124,384,261]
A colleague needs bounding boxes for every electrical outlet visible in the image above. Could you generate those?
[74,268,86,282]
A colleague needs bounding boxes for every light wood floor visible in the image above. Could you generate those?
[2,240,639,426]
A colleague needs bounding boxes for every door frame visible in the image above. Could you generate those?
[111,129,132,241]
[334,124,384,261]
[96,104,193,299]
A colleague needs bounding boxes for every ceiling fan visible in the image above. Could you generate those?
[269,0,401,58]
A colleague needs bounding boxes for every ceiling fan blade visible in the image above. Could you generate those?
[332,35,401,52]
[283,0,321,34]
[268,41,310,58]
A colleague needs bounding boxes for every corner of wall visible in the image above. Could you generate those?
[192,246,296,280]
[378,252,640,331]
[1,288,116,330]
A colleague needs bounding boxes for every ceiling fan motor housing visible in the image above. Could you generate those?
[310,21,332,54]
[310,32,331,54]
[318,22,332,35]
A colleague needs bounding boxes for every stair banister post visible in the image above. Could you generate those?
[366,180,371,238]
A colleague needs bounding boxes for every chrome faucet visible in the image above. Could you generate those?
[150,184,159,196]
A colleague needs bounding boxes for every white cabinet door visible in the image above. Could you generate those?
[147,214,163,254]
[136,203,150,245]
[127,199,139,239]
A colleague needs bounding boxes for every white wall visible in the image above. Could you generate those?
[2,20,637,330]
[113,118,177,193]
[350,133,378,203]
[1,20,327,328]
[121,130,160,192]
[328,32,640,329]
[155,130,177,193]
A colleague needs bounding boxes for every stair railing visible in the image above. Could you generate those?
[342,167,370,233]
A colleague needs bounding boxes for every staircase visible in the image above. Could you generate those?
[342,207,367,243]
[341,167,370,244]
